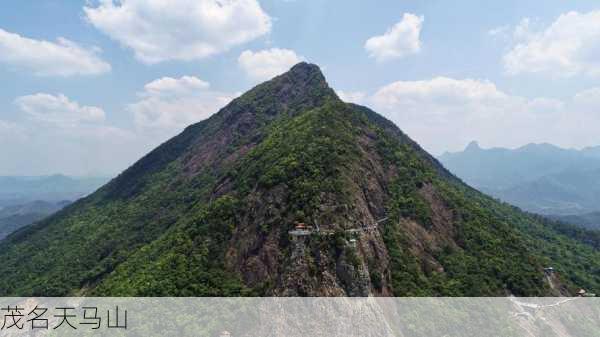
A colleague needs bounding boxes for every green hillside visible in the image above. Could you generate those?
[0,63,598,296]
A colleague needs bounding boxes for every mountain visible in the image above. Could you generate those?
[0,175,108,208]
[0,63,598,297]
[439,142,600,215]
[495,169,600,215]
[0,200,70,241]
[0,200,70,218]
[0,175,104,241]
[581,145,600,159]
[550,212,600,231]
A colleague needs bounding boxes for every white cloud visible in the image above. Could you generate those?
[238,48,304,81]
[5,78,238,175]
[0,120,25,139]
[372,77,509,110]
[511,18,539,41]
[142,76,210,97]
[364,13,423,61]
[1,121,141,177]
[14,93,106,126]
[84,0,272,64]
[336,90,367,104]
[129,76,236,133]
[0,28,110,76]
[488,25,510,38]
[503,11,600,77]
[6,93,142,176]
[357,77,600,154]
[526,97,565,113]
[370,77,520,152]
[0,120,16,132]
[573,87,600,111]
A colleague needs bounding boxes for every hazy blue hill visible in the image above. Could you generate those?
[439,142,600,215]
[581,145,600,158]
[550,212,600,231]
[0,200,69,218]
[0,175,106,240]
[0,200,70,240]
[0,175,108,208]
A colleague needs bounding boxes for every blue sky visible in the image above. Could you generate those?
[1,0,600,176]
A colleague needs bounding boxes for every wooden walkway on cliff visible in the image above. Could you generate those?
[288,217,388,237]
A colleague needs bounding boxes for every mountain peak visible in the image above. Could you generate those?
[288,62,324,78]
[517,142,561,153]
[465,141,481,151]
[249,62,331,92]
[228,62,336,119]
[274,62,330,93]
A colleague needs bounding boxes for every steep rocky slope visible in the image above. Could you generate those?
[0,63,598,296]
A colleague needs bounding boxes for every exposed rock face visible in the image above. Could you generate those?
[0,63,597,297]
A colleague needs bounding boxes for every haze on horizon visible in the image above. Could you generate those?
[1,0,600,176]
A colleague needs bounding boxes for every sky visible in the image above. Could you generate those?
[1,0,600,176]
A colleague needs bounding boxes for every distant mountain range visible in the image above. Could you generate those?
[549,213,600,231]
[0,200,70,240]
[0,175,108,208]
[439,142,600,218]
[0,175,108,241]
